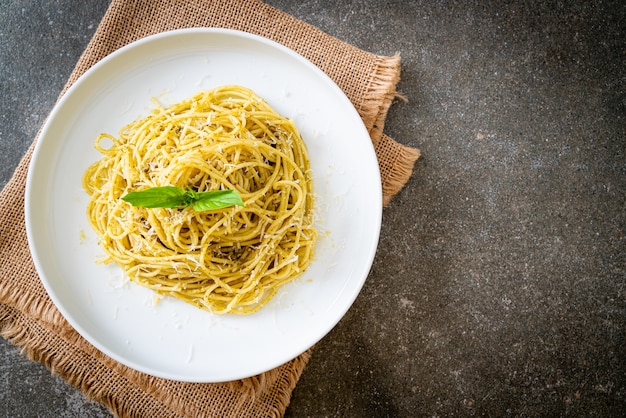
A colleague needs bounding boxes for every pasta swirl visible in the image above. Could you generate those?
[83,85,317,314]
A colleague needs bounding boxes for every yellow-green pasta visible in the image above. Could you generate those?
[83,85,317,314]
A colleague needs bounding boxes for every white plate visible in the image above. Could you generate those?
[25,28,381,382]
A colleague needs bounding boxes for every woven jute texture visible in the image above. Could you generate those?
[0,0,420,417]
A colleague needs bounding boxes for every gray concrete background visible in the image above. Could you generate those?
[1,1,624,416]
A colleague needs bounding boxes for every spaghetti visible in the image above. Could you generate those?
[82,85,317,314]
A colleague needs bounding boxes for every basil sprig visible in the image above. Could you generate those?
[121,186,244,211]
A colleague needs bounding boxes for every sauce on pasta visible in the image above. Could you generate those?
[82,85,317,314]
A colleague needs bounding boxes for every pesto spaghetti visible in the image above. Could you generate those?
[83,85,317,314]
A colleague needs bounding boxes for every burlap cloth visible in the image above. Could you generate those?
[0,0,420,416]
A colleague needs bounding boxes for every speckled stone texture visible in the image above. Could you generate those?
[1,1,624,417]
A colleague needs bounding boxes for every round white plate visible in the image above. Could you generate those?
[25,28,381,382]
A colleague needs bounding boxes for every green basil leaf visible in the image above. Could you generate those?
[121,186,244,211]
[191,189,245,211]
[121,186,189,208]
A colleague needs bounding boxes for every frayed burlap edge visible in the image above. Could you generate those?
[365,53,402,147]
[0,304,170,418]
[377,134,421,207]
[363,53,421,206]
[0,302,313,418]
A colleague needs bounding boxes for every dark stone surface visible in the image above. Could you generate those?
[1,1,624,416]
